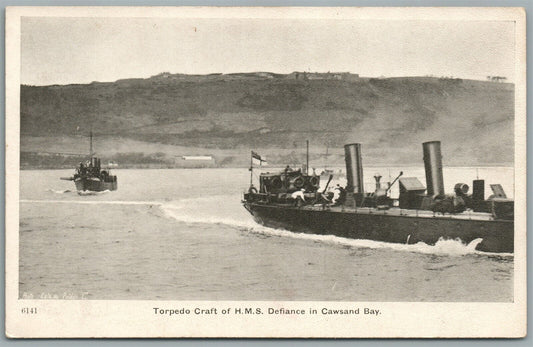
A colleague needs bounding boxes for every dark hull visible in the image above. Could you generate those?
[75,178,117,192]
[243,202,513,253]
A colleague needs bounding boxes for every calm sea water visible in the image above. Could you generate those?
[19,167,514,301]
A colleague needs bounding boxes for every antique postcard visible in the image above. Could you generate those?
[5,6,526,338]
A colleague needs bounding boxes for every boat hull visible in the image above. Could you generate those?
[75,178,117,192]
[243,202,513,253]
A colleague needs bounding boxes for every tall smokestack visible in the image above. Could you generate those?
[472,179,485,201]
[423,141,445,197]
[344,143,364,194]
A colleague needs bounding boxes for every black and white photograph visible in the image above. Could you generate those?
[5,6,526,338]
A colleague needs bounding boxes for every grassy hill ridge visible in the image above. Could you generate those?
[20,73,514,168]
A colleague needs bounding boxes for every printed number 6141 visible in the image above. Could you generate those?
[21,307,37,314]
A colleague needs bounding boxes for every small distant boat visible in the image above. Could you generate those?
[60,131,118,192]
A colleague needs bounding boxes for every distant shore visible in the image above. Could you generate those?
[19,163,514,170]
[21,75,514,170]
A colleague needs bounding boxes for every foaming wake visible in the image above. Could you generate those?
[46,188,72,194]
[159,195,511,257]
[237,227,509,257]
[160,195,263,230]
[77,190,110,196]
[418,239,512,257]
[46,188,112,196]
[21,199,162,206]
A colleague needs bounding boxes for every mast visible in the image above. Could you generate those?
[89,130,93,157]
[306,140,309,174]
[249,150,253,187]
[325,145,329,170]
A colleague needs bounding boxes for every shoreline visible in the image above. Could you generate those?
[19,164,515,170]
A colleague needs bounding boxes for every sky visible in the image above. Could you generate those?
[20,17,516,85]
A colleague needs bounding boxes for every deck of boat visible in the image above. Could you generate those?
[250,202,502,222]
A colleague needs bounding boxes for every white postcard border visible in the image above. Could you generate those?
[5,6,527,338]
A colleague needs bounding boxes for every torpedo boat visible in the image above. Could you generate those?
[60,131,118,192]
[242,141,513,253]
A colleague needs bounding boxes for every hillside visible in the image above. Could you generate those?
[20,73,514,168]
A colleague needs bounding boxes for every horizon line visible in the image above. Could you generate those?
[20,71,512,87]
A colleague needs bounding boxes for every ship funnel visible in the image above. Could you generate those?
[423,141,445,197]
[344,143,364,194]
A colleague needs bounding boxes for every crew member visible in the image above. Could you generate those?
[331,184,341,204]
[248,184,258,194]
[338,186,347,205]
[291,188,306,207]
[319,192,332,209]
[333,185,347,206]
[453,185,467,213]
